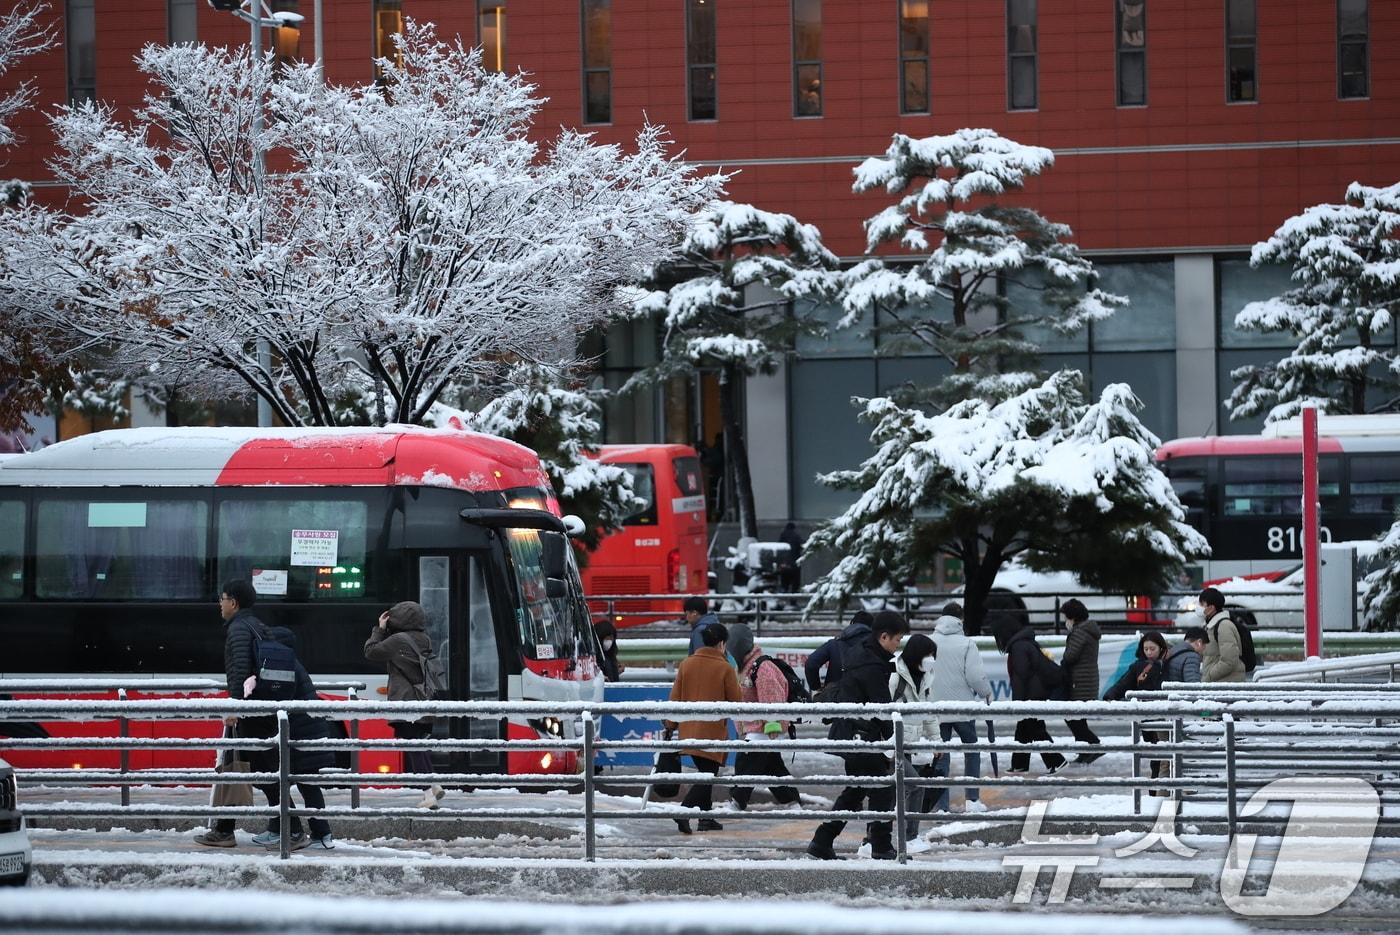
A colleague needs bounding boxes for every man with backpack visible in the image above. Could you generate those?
[727,624,802,810]
[990,611,1067,774]
[803,610,873,692]
[1198,587,1249,683]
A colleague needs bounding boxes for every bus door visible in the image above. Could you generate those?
[414,552,503,775]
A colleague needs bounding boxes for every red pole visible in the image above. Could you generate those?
[1302,407,1321,658]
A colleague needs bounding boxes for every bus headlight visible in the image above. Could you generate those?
[530,717,564,737]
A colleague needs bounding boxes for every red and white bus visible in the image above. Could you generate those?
[1156,415,1400,582]
[0,427,603,776]
[581,444,707,628]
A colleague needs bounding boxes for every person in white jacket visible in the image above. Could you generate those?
[888,633,939,844]
[927,604,992,812]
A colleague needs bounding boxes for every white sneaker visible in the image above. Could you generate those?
[417,789,441,809]
[963,800,988,814]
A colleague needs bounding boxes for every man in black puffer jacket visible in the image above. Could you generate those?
[991,612,1066,774]
[806,611,910,861]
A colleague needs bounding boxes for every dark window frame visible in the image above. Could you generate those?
[580,0,612,124]
[899,0,930,114]
[792,0,823,118]
[1225,0,1257,103]
[1006,0,1037,111]
[1115,0,1147,107]
[685,0,717,121]
[477,0,507,74]
[1337,0,1369,99]
[65,0,96,105]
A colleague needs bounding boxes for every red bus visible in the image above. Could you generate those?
[582,444,708,628]
[1156,415,1400,582]
[0,427,603,776]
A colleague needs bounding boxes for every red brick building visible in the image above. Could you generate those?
[5,1,1399,520]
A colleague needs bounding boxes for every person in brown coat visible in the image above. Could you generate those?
[364,601,442,809]
[664,621,742,834]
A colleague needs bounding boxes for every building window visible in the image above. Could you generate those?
[270,0,300,71]
[581,0,611,124]
[66,0,95,104]
[686,0,716,121]
[373,0,404,85]
[1115,0,1146,106]
[1006,0,1036,110]
[1337,0,1368,99]
[899,0,929,114]
[792,0,822,117]
[168,0,197,44]
[1225,0,1256,103]
[478,1,506,73]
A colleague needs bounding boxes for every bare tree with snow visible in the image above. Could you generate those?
[627,201,839,537]
[807,371,1209,634]
[0,1,50,149]
[1228,181,1400,424]
[0,24,722,426]
[841,128,1125,407]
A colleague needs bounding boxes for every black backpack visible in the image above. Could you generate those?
[410,643,448,701]
[749,654,812,704]
[247,623,299,701]
[1219,616,1258,672]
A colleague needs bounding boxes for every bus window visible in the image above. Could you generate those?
[418,555,451,672]
[673,456,703,497]
[217,496,370,601]
[1350,455,1400,514]
[35,497,208,599]
[0,500,24,599]
[466,556,498,696]
[619,463,658,526]
[503,527,586,662]
[1222,456,1339,516]
[1164,457,1207,529]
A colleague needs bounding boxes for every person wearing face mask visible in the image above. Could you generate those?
[1104,630,1170,792]
[888,633,938,845]
[593,620,624,683]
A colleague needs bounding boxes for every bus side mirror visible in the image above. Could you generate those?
[541,530,568,580]
[562,514,585,538]
[545,577,568,600]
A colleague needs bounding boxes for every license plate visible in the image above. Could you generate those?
[0,853,24,876]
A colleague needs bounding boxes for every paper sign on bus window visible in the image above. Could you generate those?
[672,495,705,515]
[251,568,289,596]
[88,502,147,528]
[536,643,556,660]
[290,529,339,566]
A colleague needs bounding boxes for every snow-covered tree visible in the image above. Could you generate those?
[1363,526,1400,631]
[841,129,1124,407]
[806,371,1209,633]
[428,364,641,557]
[1228,181,1400,424]
[0,24,722,426]
[628,201,839,537]
[0,1,50,148]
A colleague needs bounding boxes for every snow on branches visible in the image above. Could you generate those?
[843,129,1124,406]
[0,23,722,426]
[1228,181,1400,424]
[0,1,51,149]
[806,370,1208,630]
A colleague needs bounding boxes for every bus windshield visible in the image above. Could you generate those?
[618,463,657,526]
[503,527,589,662]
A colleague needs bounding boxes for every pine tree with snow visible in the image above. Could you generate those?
[429,364,642,557]
[0,23,721,426]
[806,371,1209,633]
[842,128,1124,407]
[1363,524,1400,632]
[629,201,839,537]
[1228,181,1400,424]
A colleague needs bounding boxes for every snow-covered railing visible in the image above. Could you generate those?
[4,695,1398,862]
[0,678,368,693]
[1251,651,1400,682]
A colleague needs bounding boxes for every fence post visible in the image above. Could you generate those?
[1171,717,1184,836]
[1053,597,1061,635]
[118,688,130,808]
[348,687,360,810]
[893,714,907,864]
[1130,720,1142,815]
[277,710,291,860]
[1224,713,1237,841]
[582,710,596,862]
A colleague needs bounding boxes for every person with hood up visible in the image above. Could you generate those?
[728,623,801,810]
[1057,599,1104,763]
[806,610,910,861]
[990,611,1066,774]
[1103,630,1170,788]
[888,633,938,843]
[927,603,992,812]
[594,620,624,683]
[364,601,443,809]
[1164,626,1207,683]
[665,622,743,833]
[804,610,874,691]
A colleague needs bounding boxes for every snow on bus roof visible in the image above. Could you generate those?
[1263,413,1400,437]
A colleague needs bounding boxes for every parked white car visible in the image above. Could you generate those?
[0,757,30,887]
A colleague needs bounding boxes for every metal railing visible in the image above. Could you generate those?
[1251,651,1400,682]
[4,695,1398,863]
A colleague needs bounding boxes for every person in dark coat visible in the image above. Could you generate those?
[1104,631,1171,784]
[806,610,910,861]
[777,522,804,594]
[804,611,873,691]
[195,579,332,849]
[593,619,624,683]
[365,601,443,809]
[1057,599,1103,763]
[684,596,721,655]
[991,612,1066,774]
[1163,627,1207,683]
